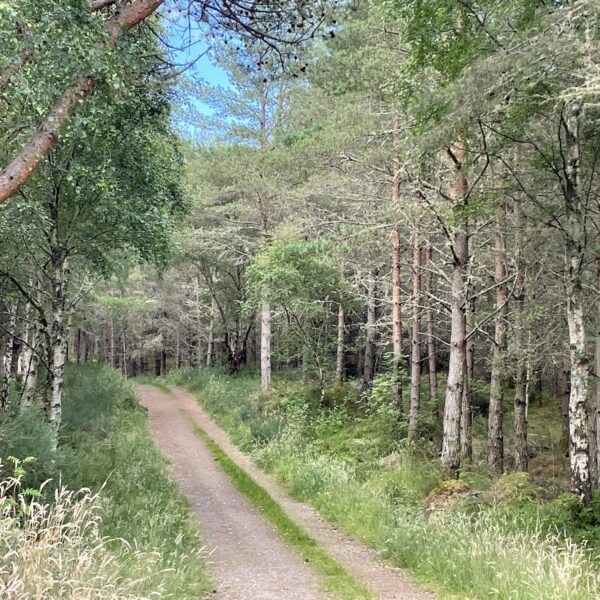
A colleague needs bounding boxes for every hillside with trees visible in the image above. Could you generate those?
[1,1,600,599]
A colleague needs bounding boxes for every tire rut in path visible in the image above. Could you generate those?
[137,384,323,600]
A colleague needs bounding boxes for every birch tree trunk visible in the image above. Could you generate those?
[47,258,70,437]
[488,202,508,475]
[563,101,591,505]
[461,299,474,461]
[260,301,271,390]
[424,242,438,415]
[513,197,529,472]
[594,259,600,487]
[1,301,18,410]
[441,141,469,476]
[20,282,41,409]
[335,303,345,384]
[408,234,422,442]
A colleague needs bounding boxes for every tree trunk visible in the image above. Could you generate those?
[408,234,422,443]
[513,197,529,472]
[47,255,70,438]
[441,141,469,477]
[360,270,378,397]
[260,301,271,390]
[563,101,591,505]
[391,221,403,409]
[593,258,600,488]
[1,301,18,410]
[461,299,474,461]
[335,303,345,384]
[109,320,115,368]
[20,281,41,409]
[391,149,403,411]
[488,202,508,475]
[424,242,438,415]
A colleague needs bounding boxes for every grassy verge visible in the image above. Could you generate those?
[0,365,208,599]
[169,366,600,600]
[178,404,373,600]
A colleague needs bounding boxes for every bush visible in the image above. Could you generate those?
[0,407,74,491]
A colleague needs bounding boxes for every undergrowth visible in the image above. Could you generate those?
[0,365,208,600]
[170,366,600,600]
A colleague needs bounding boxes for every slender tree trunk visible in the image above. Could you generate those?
[513,197,529,471]
[207,294,216,367]
[563,101,591,505]
[424,242,438,415]
[109,320,115,368]
[260,301,271,390]
[391,151,403,410]
[47,258,70,437]
[488,202,508,475]
[593,258,600,488]
[121,331,127,376]
[461,299,474,461]
[75,328,82,364]
[335,303,345,384]
[1,301,18,410]
[441,141,469,477]
[567,271,591,503]
[360,270,378,397]
[408,234,422,442]
[20,280,41,409]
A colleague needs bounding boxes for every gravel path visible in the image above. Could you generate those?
[137,384,323,600]
[137,383,435,600]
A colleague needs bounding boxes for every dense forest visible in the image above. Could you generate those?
[2,1,600,599]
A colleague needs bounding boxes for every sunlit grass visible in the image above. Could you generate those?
[174,367,600,600]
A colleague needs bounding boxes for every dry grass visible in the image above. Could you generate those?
[0,467,171,600]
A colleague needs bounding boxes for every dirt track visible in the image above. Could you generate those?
[137,384,434,600]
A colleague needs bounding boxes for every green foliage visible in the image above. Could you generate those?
[175,369,600,600]
[247,237,342,310]
[0,407,75,491]
[1,366,208,599]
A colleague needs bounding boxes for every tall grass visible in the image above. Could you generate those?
[0,366,208,600]
[0,469,168,599]
[175,367,600,600]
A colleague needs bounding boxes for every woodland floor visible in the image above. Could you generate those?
[137,384,434,600]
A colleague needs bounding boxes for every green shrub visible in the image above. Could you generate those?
[0,406,74,490]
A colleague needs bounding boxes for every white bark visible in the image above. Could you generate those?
[563,101,591,504]
[441,141,469,476]
[335,303,345,384]
[260,301,271,390]
[1,301,18,410]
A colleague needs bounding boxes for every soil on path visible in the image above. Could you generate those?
[137,384,323,600]
[137,384,435,600]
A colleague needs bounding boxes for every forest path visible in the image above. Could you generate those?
[137,384,435,600]
[137,384,323,600]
